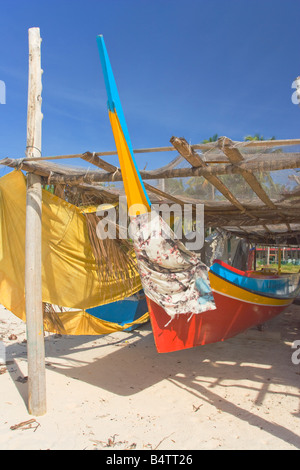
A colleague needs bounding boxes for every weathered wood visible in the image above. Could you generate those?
[238,138,300,148]
[80,151,121,175]
[2,155,299,223]
[80,150,191,211]
[55,152,300,182]
[1,121,300,242]
[218,137,297,232]
[2,148,300,184]
[170,136,205,168]
[170,136,247,213]
[80,147,300,232]
[225,231,300,245]
[207,216,299,228]
[70,153,300,229]
[12,137,300,163]
[25,27,46,417]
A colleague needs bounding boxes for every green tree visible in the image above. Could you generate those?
[244,133,275,141]
[202,133,219,144]
[164,178,185,195]
[185,176,215,199]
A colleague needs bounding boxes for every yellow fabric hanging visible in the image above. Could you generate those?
[0,170,146,334]
[43,308,149,336]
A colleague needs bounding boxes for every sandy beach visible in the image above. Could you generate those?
[0,303,299,451]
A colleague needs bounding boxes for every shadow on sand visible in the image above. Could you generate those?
[4,305,300,449]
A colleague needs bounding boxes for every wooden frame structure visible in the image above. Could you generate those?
[1,28,300,415]
[2,135,300,245]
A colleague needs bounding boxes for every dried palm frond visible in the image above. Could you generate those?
[84,212,139,301]
[44,183,140,304]
[43,302,67,335]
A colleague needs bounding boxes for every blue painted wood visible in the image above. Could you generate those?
[210,262,300,299]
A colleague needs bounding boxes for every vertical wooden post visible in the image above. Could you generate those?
[25,27,46,416]
[267,246,270,266]
[278,247,282,274]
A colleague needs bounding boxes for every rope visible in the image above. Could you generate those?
[15,158,25,171]
[25,145,42,157]
[47,171,53,185]
[112,167,120,181]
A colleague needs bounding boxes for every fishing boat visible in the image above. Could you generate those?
[147,260,300,352]
[96,35,300,353]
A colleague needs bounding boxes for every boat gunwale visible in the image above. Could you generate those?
[209,269,300,301]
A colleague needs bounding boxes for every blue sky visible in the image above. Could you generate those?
[0,0,299,174]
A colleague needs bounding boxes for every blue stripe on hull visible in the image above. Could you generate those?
[210,262,300,299]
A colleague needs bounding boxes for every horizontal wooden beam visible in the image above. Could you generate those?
[2,148,300,185]
[80,150,191,212]
[222,229,300,246]
[4,137,300,164]
[80,151,121,174]
[236,138,300,148]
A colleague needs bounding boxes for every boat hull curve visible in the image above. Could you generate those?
[146,269,296,353]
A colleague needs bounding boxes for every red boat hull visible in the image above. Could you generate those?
[146,292,288,353]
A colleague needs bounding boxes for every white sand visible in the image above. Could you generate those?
[0,303,299,450]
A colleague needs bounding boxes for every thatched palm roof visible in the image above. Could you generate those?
[2,135,300,245]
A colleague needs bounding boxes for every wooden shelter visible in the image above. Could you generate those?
[1,27,300,416]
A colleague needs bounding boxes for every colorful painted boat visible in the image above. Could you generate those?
[148,260,300,352]
[97,36,300,352]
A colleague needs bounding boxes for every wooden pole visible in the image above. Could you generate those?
[278,247,282,274]
[267,246,270,266]
[25,27,46,416]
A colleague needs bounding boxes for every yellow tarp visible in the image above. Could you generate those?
[0,170,146,334]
